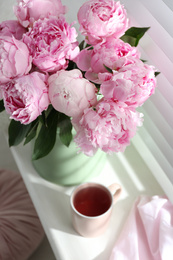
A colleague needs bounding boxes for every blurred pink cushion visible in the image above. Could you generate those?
[110,195,173,260]
[0,169,45,260]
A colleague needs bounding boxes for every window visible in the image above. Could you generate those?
[120,0,173,195]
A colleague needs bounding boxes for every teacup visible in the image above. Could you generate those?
[70,182,122,237]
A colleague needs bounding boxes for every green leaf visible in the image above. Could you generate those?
[141,59,147,63]
[79,40,85,50]
[67,60,78,71]
[104,65,113,74]
[32,109,59,160]
[24,120,39,145]
[120,35,136,47]
[0,100,5,112]
[121,27,150,46]
[58,114,72,147]
[155,71,161,77]
[8,119,31,146]
[38,111,46,126]
[87,46,94,50]
[85,43,92,49]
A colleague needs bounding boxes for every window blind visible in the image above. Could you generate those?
[120,0,173,194]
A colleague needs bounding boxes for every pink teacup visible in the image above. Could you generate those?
[70,182,122,237]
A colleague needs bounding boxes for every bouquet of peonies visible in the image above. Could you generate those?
[0,0,158,160]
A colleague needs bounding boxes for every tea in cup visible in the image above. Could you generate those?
[70,182,122,237]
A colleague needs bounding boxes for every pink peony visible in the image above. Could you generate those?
[100,60,157,107]
[14,0,66,28]
[75,38,140,83]
[77,0,129,45]
[72,99,143,156]
[48,69,97,118]
[0,20,27,40]
[23,16,79,73]
[0,36,32,84]
[2,72,49,124]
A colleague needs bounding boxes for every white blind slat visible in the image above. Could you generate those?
[135,127,173,183]
[132,132,173,196]
[139,106,173,163]
[154,74,173,108]
[162,0,173,11]
[138,37,173,87]
[145,90,173,129]
[140,0,173,37]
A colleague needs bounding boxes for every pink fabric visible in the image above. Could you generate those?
[110,195,173,260]
[0,169,45,260]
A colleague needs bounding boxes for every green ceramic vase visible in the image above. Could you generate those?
[32,134,106,186]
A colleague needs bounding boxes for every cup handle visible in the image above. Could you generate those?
[108,183,122,205]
